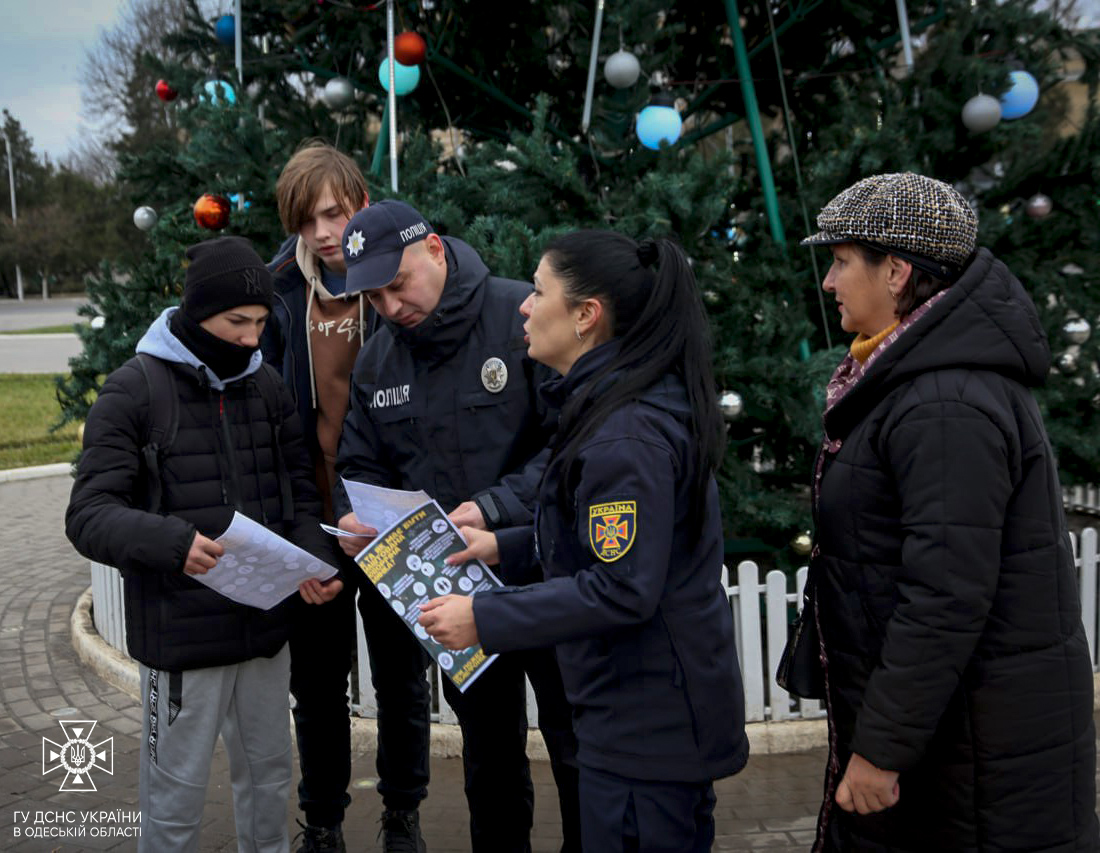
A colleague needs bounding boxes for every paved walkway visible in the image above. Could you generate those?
[0,296,86,333]
[0,296,84,374]
[0,473,826,851]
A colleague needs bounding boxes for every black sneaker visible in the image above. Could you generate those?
[293,820,347,853]
[379,809,427,853]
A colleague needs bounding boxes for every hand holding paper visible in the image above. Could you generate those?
[444,527,500,567]
[334,513,378,558]
[190,512,339,610]
[419,595,479,650]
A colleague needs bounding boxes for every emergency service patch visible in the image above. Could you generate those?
[588,501,636,563]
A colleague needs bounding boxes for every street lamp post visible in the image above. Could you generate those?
[1,129,24,301]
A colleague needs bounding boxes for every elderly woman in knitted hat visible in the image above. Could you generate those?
[788,173,1098,851]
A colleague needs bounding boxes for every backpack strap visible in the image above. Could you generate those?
[253,366,295,525]
[135,354,179,514]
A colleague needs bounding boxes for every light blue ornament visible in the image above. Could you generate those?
[215,14,236,46]
[378,57,420,96]
[228,193,252,210]
[999,70,1039,120]
[202,79,237,106]
[636,96,682,150]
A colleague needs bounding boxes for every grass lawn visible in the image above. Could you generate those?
[0,324,85,335]
[0,374,82,470]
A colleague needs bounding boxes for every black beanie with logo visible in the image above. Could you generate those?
[181,236,274,322]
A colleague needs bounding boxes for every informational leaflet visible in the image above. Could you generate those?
[340,478,430,533]
[200,511,339,610]
[356,500,500,692]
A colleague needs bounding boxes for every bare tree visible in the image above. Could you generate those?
[80,0,196,145]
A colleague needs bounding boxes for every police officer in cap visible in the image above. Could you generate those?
[333,200,580,853]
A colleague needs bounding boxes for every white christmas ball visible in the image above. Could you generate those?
[961,94,1002,133]
[322,77,355,110]
[1064,318,1091,345]
[1025,193,1053,219]
[604,50,641,89]
[90,315,106,330]
[132,206,158,231]
[719,390,743,420]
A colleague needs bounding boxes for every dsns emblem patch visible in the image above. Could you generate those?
[589,501,636,563]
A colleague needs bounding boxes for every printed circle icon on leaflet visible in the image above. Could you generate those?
[434,577,452,595]
[438,653,454,671]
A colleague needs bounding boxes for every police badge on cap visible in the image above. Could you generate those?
[481,357,508,393]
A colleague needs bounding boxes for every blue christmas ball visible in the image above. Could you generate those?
[1000,70,1039,120]
[228,192,252,210]
[202,79,237,107]
[215,14,236,46]
[378,57,420,96]
[636,101,682,150]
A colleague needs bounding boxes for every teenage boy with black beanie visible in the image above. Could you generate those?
[67,235,343,853]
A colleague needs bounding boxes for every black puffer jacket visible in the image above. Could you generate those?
[812,249,1098,850]
[67,311,335,671]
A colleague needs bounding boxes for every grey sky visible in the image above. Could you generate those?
[0,0,129,161]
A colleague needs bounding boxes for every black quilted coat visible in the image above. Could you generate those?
[66,348,335,672]
[812,249,1098,851]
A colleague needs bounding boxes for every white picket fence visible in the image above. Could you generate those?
[87,526,1100,726]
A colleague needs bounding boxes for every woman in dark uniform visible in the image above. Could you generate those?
[419,229,748,853]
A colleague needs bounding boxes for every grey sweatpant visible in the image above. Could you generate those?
[138,645,293,853]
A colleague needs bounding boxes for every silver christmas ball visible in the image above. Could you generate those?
[603,50,641,89]
[1058,351,1078,373]
[1026,193,1053,219]
[790,532,812,556]
[132,205,158,231]
[719,390,743,420]
[322,77,355,110]
[1064,318,1091,345]
[961,94,1002,133]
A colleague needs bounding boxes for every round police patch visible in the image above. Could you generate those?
[481,357,508,393]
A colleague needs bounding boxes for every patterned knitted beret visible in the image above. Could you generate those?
[802,173,978,276]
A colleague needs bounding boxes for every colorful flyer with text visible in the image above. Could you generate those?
[355,500,500,692]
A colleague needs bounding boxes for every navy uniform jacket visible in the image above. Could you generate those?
[334,237,551,525]
[474,342,749,783]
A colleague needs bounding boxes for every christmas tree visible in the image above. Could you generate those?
[59,0,1100,560]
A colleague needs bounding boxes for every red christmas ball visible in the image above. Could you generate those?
[155,79,178,102]
[193,193,231,230]
[393,32,427,66]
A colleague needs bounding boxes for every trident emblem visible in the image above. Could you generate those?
[42,720,114,792]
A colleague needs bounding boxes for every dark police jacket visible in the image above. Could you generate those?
[334,237,550,525]
[66,309,335,672]
[813,249,1097,850]
[474,343,749,783]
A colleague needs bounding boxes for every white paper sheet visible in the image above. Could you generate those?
[340,478,431,533]
[198,512,338,610]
